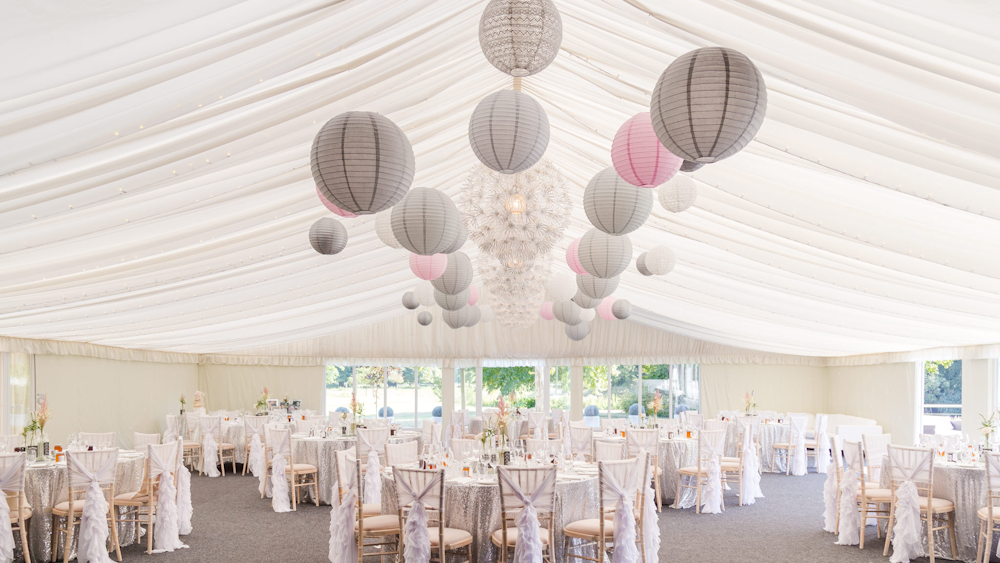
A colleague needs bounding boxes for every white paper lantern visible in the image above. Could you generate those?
[565,321,591,341]
[414,282,435,307]
[572,290,602,309]
[578,229,632,279]
[584,167,653,235]
[311,111,415,214]
[658,175,698,213]
[646,246,677,275]
[650,47,767,164]
[612,299,632,320]
[441,221,468,254]
[435,288,471,311]
[375,210,402,248]
[546,274,576,302]
[577,274,619,300]
[480,305,495,323]
[417,311,433,326]
[431,252,474,295]
[479,0,562,77]
[402,292,419,310]
[308,218,348,255]
[392,187,462,255]
[464,305,482,327]
[469,90,549,174]
[579,308,596,323]
[442,307,472,329]
[636,253,653,276]
[552,300,582,326]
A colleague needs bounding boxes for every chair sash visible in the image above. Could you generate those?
[421,421,440,446]
[498,468,557,563]
[569,428,591,462]
[790,416,808,476]
[149,445,187,553]
[528,412,546,440]
[740,425,764,505]
[625,429,657,458]
[700,433,724,514]
[200,418,221,478]
[269,431,291,513]
[177,454,193,535]
[357,430,386,505]
[887,447,929,563]
[66,451,118,563]
[601,457,643,563]
[815,415,830,474]
[395,470,443,563]
[245,418,267,478]
[835,444,861,546]
[0,455,24,563]
[640,460,660,563]
[328,465,359,563]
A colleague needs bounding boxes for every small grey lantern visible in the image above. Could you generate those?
[308,218,348,255]
[680,160,704,173]
[434,288,471,311]
[572,290,602,309]
[636,253,653,276]
[442,307,471,329]
[578,228,632,279]
[464,305,482,327]
[612,299,633,320]
[583,167,653,235]
[417,311,433,326]
[391,187,462,255]
[565,321,591,341]
[432,252,473,295]
[577,274,619,300]
[402,292,420,310]
[479,0,562,77]
[646,246,677,275]
[658,175,698,213]
[650,47,767,164]
[310,111,415,214]
[469,90,549,174]
[552,300,582,326]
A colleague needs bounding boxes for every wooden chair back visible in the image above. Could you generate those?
[335,449,357,504]
[885,444,934,496]
[392,467,445,548]
[704,419,728,432]
[985,452,1000,514]
[496,466,557,552]
[696,429,726,471]
[0,453,27,518]
[862,433,893,481]
[65,449,119,510]
[185,413,201,440]
[244,416,268,448]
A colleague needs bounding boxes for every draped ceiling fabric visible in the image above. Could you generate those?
[1,0,999,364]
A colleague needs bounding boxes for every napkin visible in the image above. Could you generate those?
[447,476,474,485]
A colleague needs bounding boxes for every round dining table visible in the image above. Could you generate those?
[587,432,697,507]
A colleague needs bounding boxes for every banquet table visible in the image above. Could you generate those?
[588,433,698,507]
[26,453,147,562]
[722,422,791,473]
[379,464,599,563]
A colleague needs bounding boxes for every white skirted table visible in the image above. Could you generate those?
[721,422,791,473]
[587,433,698,507]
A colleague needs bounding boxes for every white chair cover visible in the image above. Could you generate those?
[164,415,179,443]
[703,419,728,432]
[133,433,160,450]
[822,436,840,533]
[738,417,764,504]
[394,468,443,563]
[147,442,187,553]
[421,420,441,446]
[528,412,546,440]
[175,437,193,535]
[887,446,932,563]
[569,427,593,462]
[600,456,644,563]
[79,433,116,448]
[0,437,23,453]
[698,429,725,514]
[66,449,119,563]
[561,412,572,455]
[268,428,292,513]
[594,441,624,462]
[199,416,221,478]
[0,454,25,563]
[356,427,389,505]
[385,441,418,467]
[245,416,267,478]
[835,441,861,546]
[815,414,831,474]
[790,415,808,476]
[686,413,703,429]
[625,430,660,563]
[497,466,557,563]
[448,411,467,445]
[863,433,892,483]
[328,459,359,563]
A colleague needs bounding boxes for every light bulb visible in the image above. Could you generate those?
[505,194,527,215]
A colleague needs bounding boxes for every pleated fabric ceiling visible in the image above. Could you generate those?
[0,0,999,360]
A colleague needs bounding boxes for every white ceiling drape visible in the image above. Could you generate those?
[0,0,998,360]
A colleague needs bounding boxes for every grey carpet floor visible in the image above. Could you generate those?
[114,470,937,563]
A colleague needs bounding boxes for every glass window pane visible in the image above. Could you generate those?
[675,364,701,415]
[355,366,384,420]
[609,365,639,419]
[482,367,535,409]
[455,368,472,414]
[550,367,571,412]
[9,353,32,433]
[582,366,607,418]
[386,368,415,428]
[325,365,354,417]
[641,365,671,418]
[417,367,442,425]
[923,360,962,435]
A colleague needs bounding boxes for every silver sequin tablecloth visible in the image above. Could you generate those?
[380,472,599,563]
[27,455,146,562]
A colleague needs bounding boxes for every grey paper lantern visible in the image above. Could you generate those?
[658,175,698,213]
[311,111,415,214]
[636,253,653,276]
[469,90,549,174]
[479,0,562,77]
[584,167,653,235]
[578,229,632,279]
[552,300,582,325]
[650,47,767,164]
[577,274,619,300]
[565,321,591,341]
[680,160,704,173]
[441,221,468,254]
[434,287,471,311]
[417,311,433,326]
[442,307,471,329]
[308,218,348,255]
[464,305,482,327]
[375,210,402,249]
[431,252,473,295]
[612,299,633,320]
[572,290,602,309]
[646,246,677,275]
[391,187,462,255]
[402,292,420,310]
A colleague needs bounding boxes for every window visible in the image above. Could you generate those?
[455,368,473,414]
[416,367,441,426]
[641,365,671,418]
[923,360,962,435]
[582,366,607,418]
[325,365,354,416]
[608,365,639,419]
[673,364,701,416]
[550,366,571,412]
[3,353,33,434]
[482,366,535,409]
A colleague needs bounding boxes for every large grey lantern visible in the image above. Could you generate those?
[417,311,433,326]
[578,229,632,279]
[479,0,562,77]
[469,90,549,174]
[577,274,619,300]
[432,252,473,295]
[565,321,591,341]
[584,167,653,235]
[650,47,767,164]
[391,187,462,255]
[311,111,415,214]
[441,221,468,254]
[434,288,471,311]
[401,292,420,310]
[442,307,472,329]
[658,175,698,213]
[464,305,482,327]
[572,290,602,309]
[308,218,348,255]
[612,299,632,320]
[552,300,582,326]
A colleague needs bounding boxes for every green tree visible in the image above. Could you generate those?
[325,365,352,388]
[482,366,535,402]
[924,360,962,414]
[418,367,443,401]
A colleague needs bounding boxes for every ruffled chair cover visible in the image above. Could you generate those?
[245,417,267,478]
[600,456,644,563]
[394,468,444,563]
[328,460,359,563]
[163,415,179,443]
[147,442,187,553]
[0,453,25,563]
[448,411,467,446]
[66,449,119,563]
[356,427,389,505]
[815,415,831,474]
[835,442,861,546]
[887,446,932,563]
[789,415,808,476]
[497,466,557,563]
[699,430,725,514]
[199,416,222,478]
[176,438,193,535]
[569,427,593,462]
[738,418,764,505]
[822,437,840,533]
[623,428,661,560]
[268,428,292,513]
[528,412,546,440]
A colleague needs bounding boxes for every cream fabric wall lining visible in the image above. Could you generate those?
[826,363,918,444]
[961,359,993,436]
[701,364,829,419]
[198,363,324,413]
[34,354,198,448]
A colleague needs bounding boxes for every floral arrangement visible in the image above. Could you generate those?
[282,393,290,406]
[193,390,204,409]
[647,390,663,416]
[180,393,186,408]
[349,394,363,420]
[743,390,756,414]
[36,394,51,432]
[495,394,512,445]
[255,386,270,413]
[981,412,998,437]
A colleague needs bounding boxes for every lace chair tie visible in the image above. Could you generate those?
[570,432,590,462]
[148,448,186,553]
[498,469,557,563]
[66,454,118,563]
[329,470,359,563]
[177,456,193,535]
[816,428,831,474]
[0,460,23,563]
[822,466,839,533]
[699,438,724,514]
[396,471,443,563]
[248,431,265,478]
[529,413,546,441]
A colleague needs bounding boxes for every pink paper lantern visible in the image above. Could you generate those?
[316,185,357,218]
[468,285,480,306]
[598,296,618,321]
[540,301,554,320]
[566,238,586,275]
[611,113,682,188]
[409,253,447,280]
